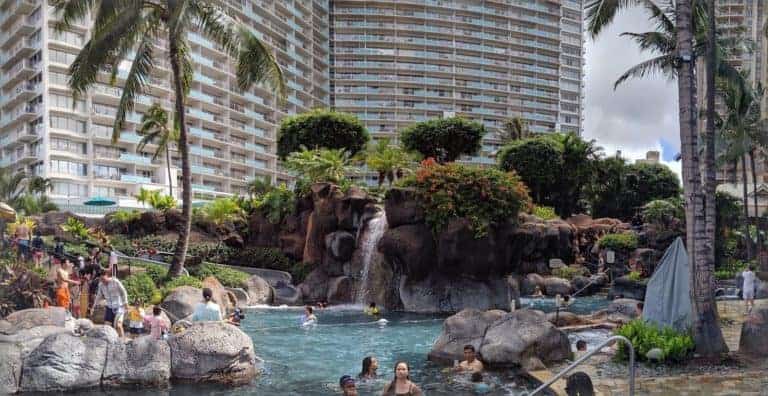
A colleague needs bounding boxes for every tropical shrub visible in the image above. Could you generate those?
[714,259,749,280]
[615,320,694,363]
[134,262,169,284]
[191,263,249,288]
[599,233,639,252]
[277,109,369,159]
[231,247,294,271]
[552,266,586,280]
[362,138,417,187]
[532,205,558,220]
[15,194,58,215]
[123,273,161,304]
[498,133,601,218]
[200,197,244,226]
[716,192,743,267]
[60,217,89,241]
[290,261,313,284]
[109,209,141,232]
[399,160,530,237]
[641,198,684,228]
[136,188,176,211]
[161,275,203,297]
[400,117,485,163]
[253,184,296,224]
[283,148,355,184]
[588,158,680,220]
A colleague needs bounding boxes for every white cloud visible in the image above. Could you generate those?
[583,7,681,181]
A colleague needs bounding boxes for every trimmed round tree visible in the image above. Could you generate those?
[277,109,369,159]
[497,138,563,204]
[400,117,485,163]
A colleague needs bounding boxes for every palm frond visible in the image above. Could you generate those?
[585,0,651,38]
[614,54,676,89]
[112,33,156,143]
[50,0,97,31]
[236,27,287,103]
[619,31,675,54]
[188,0,240,56]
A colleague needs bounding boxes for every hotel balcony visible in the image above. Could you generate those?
[1,36,39,68]
[0,0,38,30]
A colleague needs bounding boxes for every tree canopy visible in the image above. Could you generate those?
[400,117,485,163]
[277,109,369,159]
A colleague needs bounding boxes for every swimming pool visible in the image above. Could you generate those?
[520,294,611,315]
[78,301,612,395]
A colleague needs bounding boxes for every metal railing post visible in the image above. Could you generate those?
[523,335,635,396]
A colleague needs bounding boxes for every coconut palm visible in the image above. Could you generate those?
[137,103,179,197]
[284,148,354,185]
[363,139,416,187]
[0,169,27,205]
[586,0,728,356]
[717,74,767,259]
[53,0,286,277]
[26,177,52,195]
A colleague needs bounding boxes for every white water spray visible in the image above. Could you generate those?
[354,214,388,304]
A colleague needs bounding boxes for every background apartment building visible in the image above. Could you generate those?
[0,0,329,212]
[1,0,584,209]
[330,0,585,174]
[713,0,768,216]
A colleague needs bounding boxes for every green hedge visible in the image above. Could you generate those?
[161,275,203,297]
[551,266,585,280]
[231,247,294,271]
[615,320,694,363]
[123,273,162,305]
[599,233,638,251]
[191,263,249,288]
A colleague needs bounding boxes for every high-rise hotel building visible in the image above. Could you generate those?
[330,0,585,167]
[0,0,584,208]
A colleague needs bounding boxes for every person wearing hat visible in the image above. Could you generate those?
[339,375,358,396]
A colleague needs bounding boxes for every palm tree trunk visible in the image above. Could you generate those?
[679,0,727,357]
[742,153,752,259]
[165,145,173,197]
[750,149,762,258]
[168,44,192,278]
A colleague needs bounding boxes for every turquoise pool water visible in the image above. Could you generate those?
[521,294,610,315]
[78,298,611,395]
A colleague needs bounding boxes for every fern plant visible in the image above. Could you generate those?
[60,217,90,241]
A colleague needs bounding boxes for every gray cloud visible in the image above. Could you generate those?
[583,8,680,165]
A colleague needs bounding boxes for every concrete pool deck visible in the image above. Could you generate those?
[550,299,768,396]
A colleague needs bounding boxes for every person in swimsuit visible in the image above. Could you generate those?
[358,356,379,380]
[382,361,422,396]
[55,259,80,312]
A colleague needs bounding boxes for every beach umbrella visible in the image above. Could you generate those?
[83,197,116,206]
[0,201,16,221]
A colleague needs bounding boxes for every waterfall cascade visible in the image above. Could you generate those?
[353,214,388,304]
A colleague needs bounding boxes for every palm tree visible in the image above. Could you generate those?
[500,117,530,143]
[718,75,766,260]
[363,139,416,187]
[53,0,286,277]
[0,169,27,205]
[586,0,728,357]
[284,148,354,185]
[27,177,52,195]
[137,103,178,197]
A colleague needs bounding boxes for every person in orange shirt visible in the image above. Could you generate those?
[55,259,80,312]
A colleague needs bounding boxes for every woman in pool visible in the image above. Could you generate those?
[300,306,317,326]
[382,361,422,396]
[358,356,378,380]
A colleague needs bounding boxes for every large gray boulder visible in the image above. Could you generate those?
[103,336,171,387]
[608,276,647,300]
[0,342,21,394]
[325,230,356,262]
[274,283,303,305]
[541,277,573,297]
[2,307,69,333]
[521,273,545,296]
[428,309,506,364]
[249,268,293,287]
[243,275,274,304]
[0,325,72,356]
[399,275,511,313]
[739,307,768,356]
[168,322,258,385]
[298,268,329,303]
[480,309,571,368]
[161,286,203,322]
[327,276,355,304]
[20,326,119,392]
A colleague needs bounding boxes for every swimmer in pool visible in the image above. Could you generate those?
[300,305,317,326]
[365,302,380,316]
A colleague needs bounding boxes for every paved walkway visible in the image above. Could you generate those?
[562,300,767,396]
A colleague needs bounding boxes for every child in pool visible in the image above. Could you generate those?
[300,306,317,326]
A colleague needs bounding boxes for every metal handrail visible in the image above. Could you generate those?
[571,268,609,298]
[524,335,635,396]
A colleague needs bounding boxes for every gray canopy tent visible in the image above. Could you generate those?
[642,237,693,331]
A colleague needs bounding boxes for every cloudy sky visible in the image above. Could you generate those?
[583,7,682,178]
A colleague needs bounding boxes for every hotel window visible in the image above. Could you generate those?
[48,27,84,46]
[50,138,86,154]
[50,160,87,176]
[50,93,85,111]
[49,115,86,134]
[52,182,87,197]
[49,49,78,66]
